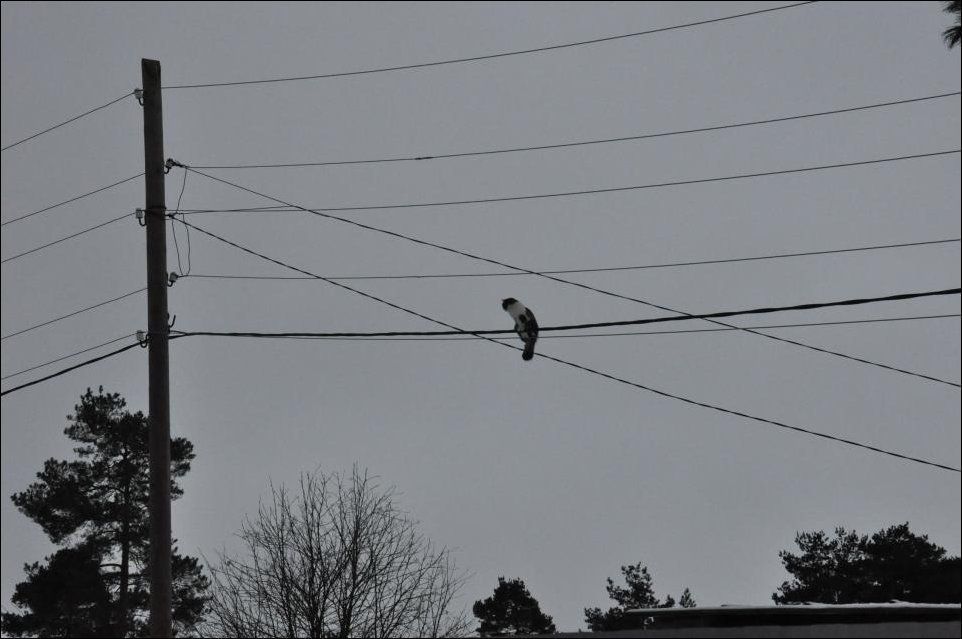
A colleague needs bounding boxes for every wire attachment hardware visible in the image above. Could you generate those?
[165,158,186,174]
[167,272,179,287]
[134,89,144,106]
[137,206,166,224]
[167,314,176,330]
[136,330,149,347]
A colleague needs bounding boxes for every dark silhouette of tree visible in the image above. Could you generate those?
[1,387,208,637]
[944,0,961,48]
[1,543,114,638]
[203,467,469,638]
[472,577,556,636]
[679,587,696,609]
[773,523,961,604]
[583,563,695,631]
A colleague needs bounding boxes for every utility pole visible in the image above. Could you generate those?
[141,58,172,638]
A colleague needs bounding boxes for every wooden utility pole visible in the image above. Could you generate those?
[141,58,172,638]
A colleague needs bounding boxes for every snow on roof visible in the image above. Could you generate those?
[625,602,962,614]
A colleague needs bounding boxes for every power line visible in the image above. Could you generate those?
[532,349,959,473]
[1,173,144,228]
[170,167,192,275]
[178,150,960,215]
[182,238,961,281]
[161,2,817,90]
[1,212,132,264]
[1,288,146,341]
[739,329,962,388]
[190,91,961,169]
[170,287,962,389]
[170,288,961,338]
[1,91,133,152]
[1,333,138,381]
[175,205,287,214]
[171,219,512,340]
[166,219,961,473]
[11,318,957,475]
[1,340,143,397]
[185,314,958,341]
[180,164,962,387]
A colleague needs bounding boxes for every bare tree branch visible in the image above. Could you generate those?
[202,466,468,638]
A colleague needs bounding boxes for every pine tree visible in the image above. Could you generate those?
[1,387,208,637]
[584,563,695,631]
[473,577,556,636]
[944,0,961,48]
[1,543,114,637]
[773,523,961,604]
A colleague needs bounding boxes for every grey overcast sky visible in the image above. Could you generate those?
[2,1,960,632]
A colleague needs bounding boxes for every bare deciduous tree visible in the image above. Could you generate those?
[202,467,469,638]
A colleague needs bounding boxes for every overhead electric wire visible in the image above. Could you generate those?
[1,288,146,341]
[162,2,817,90]
[1,340,143,397]
[170,288,961,338]
[178,150,960,215]
[190,91,961,169]
[168,218,961,473]
[176,205,288,214]
[171,218,516,341]
[172,291,962,388]
[182,237,961,281]
[1,91,133,152]
[180,164,962,388]
[532,349,959,473]
[1,333,138,382]
[1,212,132,264]
[170,166,192,275]
[179,314,960,341]
[1,173,144,228]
